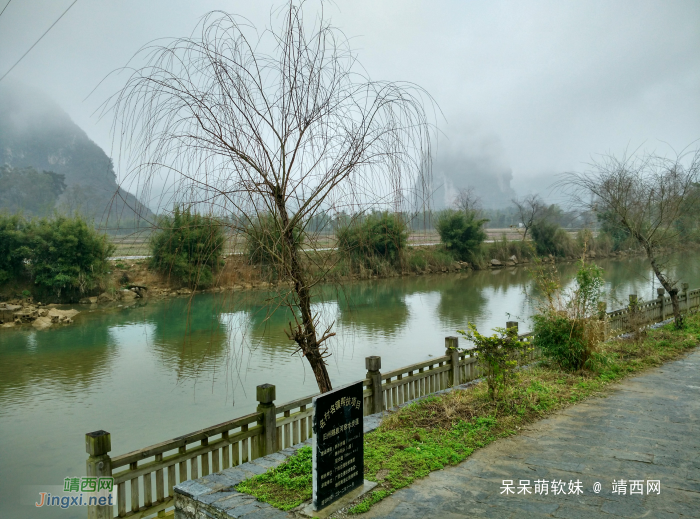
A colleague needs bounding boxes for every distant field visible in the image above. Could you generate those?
[108,233,151,257]
[108,232,250,258]
[107,228,571,259]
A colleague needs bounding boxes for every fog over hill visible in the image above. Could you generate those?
[432,132,518,210]
[0,82,151,227]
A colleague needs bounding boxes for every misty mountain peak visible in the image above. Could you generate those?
[0,81,150,223]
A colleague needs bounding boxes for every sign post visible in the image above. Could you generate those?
[312,381,364,511]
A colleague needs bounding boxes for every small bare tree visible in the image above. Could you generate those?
[511,194,545,239]
[453,186,482,215]
[106,2,435,392]
[560,148,700,328]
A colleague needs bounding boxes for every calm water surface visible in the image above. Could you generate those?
[1,254,699,518]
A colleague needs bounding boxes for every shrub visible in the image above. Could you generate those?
[404,247,454,272]
[26,214,115,297]
[530,220,573,257]
[245,213,301,275]
[337,212,408,270]
[573,229,612,257]
[575,229,594,252]
[596,210,630,251]
[0,213,29,284]
[435,209,488,261]
[532,314,591,371]
[406,249,428,271]
[149,207,224,288]
[457,323,529,402]
[481,234,534,263]
[592,232,614,255]
[531,261,606,371]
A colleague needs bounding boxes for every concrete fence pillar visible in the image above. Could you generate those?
[85,430,112,519]
[597,301,609,340]
[445,336,460,388]
[628,295,638,331]
[597,301,607,320]
[365,356,384,414]
[256,384,277,456]
[682,283,689,313]
[657,287,665,320]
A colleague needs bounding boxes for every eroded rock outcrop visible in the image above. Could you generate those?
[0,302,79,329]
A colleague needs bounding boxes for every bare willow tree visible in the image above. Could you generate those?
[559,147,700,328]
[106,3,435,392]
[511,194,545,240]
[453,186,482,215]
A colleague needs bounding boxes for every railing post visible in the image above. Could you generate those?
[365,356,384,414]
[629,294,638,331]
[86,430,112,519]
[629,294,637,314]
[256,384,277,456]
[597,301,607,320]
[596,301,608,340]
[445,336,460,388]
[682,283,689,313]
[657,287,665,320]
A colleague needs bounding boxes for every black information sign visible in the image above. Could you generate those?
[312,381,364,510]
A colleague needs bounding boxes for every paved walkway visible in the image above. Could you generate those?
[361,349,700,518]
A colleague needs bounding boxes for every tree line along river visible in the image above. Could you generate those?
[0,253,699,519]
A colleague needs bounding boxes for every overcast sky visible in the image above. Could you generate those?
[1,0,698,205]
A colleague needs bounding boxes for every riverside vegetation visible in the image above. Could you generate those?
[232,260,700,515]
[0,212,114,302]
[1,206,696,313]
[113,210,662,290]
[149,206,225,289]
[129,207,692,298]
[0,212,115,327]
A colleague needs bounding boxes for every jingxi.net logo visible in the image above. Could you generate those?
[31,477,114,509]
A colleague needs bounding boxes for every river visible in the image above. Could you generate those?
[1,253,698,519]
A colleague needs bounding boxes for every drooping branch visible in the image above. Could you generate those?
[557,146,700,328]
[103,1,437,392]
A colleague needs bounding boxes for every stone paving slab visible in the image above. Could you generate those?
[361,350,700,518]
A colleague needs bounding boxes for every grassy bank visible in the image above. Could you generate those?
[0,236,682,306]
[234,312,700,515]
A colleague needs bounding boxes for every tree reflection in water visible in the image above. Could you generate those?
[0,310,118,406]
[3,254,698,404]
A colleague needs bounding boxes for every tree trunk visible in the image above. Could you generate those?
[305,344,333,393]
[275,194,333,393]
[648,254,683,329]
[668,288,682,329]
